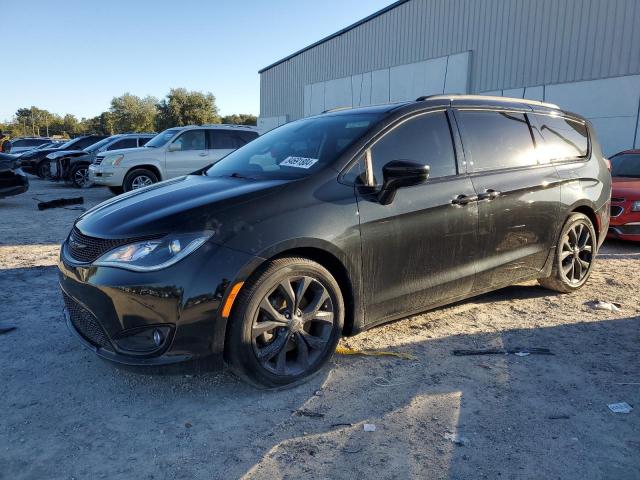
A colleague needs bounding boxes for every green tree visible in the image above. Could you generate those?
[156,88,220,130]
[221,113,257,126]
[110,93,157,132]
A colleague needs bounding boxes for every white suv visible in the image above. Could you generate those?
[89,124,259,193]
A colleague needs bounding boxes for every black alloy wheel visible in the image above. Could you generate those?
[559,221,594,285]
[226,257,344,388]
[539,213,597,293]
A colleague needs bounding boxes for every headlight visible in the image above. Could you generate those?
[632,200,640,212]
[94,232,213,271]
[102,154,124,167]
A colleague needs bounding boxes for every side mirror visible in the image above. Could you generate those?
[378,160,429,205]
[167,142,180,152]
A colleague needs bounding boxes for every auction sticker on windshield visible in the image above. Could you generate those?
[279,156,319,169]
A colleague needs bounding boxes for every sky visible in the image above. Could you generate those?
[1,0,393,122]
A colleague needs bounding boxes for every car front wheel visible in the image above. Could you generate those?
[69,164,92,188]
[226,257,344,388]
[123,168,158,192]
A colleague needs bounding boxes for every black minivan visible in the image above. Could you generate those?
[58,95,611,387]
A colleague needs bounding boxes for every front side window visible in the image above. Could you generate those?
[610,153,640,178]
[535,114,589,161]
[138,137,151,147]
[456,110,537,172]
[363,111,456,186]
[206,113,383,180]
[76,137,104,150]
[171,130,206,151]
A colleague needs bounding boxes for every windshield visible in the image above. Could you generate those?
[58,138,81,150]
[611,153,640,178]
[84,137,114,153]
[205,113,383,180]
[145,128,181,148]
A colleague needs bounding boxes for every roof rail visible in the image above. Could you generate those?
[322,106,352,114]
[416,93,560,109]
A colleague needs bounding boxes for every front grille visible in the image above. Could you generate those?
[611,197,625,203]
[66,227,159,264]
[62,292,111,348]
[610,205,624,217]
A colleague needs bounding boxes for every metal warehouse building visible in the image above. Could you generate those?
[258,0,640,155]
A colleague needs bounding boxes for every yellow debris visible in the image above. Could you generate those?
[335,345,417,361]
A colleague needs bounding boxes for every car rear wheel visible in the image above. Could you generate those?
[226,257,344,388]
[69,164,92,188]
[123,168,158,192]
[538,213,596,293]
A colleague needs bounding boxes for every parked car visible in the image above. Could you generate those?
[0,152,29,198]
[89,124,259,194]
[20,135,108,177]
[48,133,155,188]
[607,150,640,242]
[59,95,610,387]
[3,137,51,154]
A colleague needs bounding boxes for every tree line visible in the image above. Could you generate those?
[0,88,257,138]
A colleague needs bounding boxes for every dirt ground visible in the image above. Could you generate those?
[1,178,639,480]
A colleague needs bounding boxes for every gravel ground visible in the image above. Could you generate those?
[1,178,639,480]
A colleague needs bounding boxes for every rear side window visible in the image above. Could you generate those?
[208,130,252,150]
[238,131,259,144]
[535,114,589,161]
[456,110,537,172]
[138,137,151,147]
[108,138,137,150]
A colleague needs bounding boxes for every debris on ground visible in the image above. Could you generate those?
[0,325,17,335]
[585,300,622,312]
[36,196,84,211]
[363,423,376,432]
[293,409,325,418]
[548,414,571,420]
[452,347,553,356]
[336,345,417,360]
[444,432,469,446]
[608,402,633,414]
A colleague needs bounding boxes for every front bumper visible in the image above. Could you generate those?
[607,200,640,242]
[0,168,29,198]
[58,238,264,367]
[88,164,125,186]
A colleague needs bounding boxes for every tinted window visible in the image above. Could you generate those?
[365,112,456,185]
[238,131,259,144]
[138,137,151,147]
[206,113,382,180]
[535,114,589,161]
[172,130,205,151]
[208,130,240,150]
[457,110,537,171]
[75,137,105,149]
[108,138,137,150]
[610,153,640,178]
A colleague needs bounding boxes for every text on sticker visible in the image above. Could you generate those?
[280,156,319,169]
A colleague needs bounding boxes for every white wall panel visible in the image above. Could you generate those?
[443,51,471,94]
[589,117,637,156]
[423,56,448,96]
[523,86,544,101]
[309,82,325,115]
[502,87,524,98]
[371,68,390,104]
[324,77,353,110]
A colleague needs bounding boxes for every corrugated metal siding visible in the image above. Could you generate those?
[260,0,640,120]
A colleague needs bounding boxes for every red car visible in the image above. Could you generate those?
[608,150,640,242]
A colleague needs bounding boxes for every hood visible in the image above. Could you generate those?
[97,146,148,158]
[47,149,86,160]
[75,174,290,238]
[612,177,640,198]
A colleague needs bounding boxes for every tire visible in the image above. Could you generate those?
[69,163,92,188]
[108,186,124,196]
[538,213,597,293]
[37,161,49,179]
[123,168,158,192]
[226,257,344,388]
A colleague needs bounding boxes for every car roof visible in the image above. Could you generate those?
[316,94,579,120]
[176,124,259,132]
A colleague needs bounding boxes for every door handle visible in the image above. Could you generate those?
[198,152,208,157]
[477,189,501,201]
[451,194,478,206]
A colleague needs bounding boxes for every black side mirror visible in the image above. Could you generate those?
[378,160,429,205]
